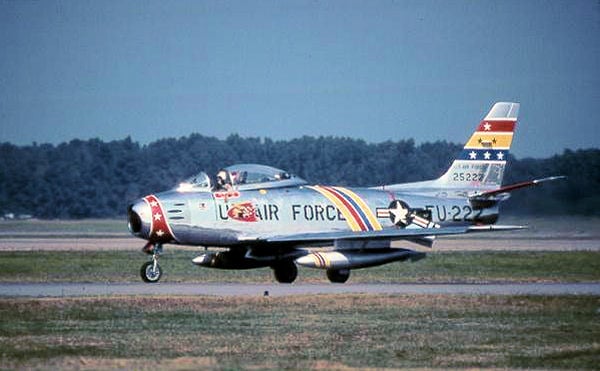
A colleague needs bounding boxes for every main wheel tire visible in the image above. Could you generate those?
[273,261,298,283]
[140,261,162,283]
[327,269,350,283]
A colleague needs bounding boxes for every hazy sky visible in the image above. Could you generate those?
[1,0,599,158]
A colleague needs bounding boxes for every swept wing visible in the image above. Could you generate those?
[241,224,526,245]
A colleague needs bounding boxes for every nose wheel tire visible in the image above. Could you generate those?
[141,261,162,283]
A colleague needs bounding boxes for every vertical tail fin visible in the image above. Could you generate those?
[380,102,519,193]
[436,102,519,190]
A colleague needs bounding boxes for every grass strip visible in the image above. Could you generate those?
[0,250,599,283]
[0,295,598,369]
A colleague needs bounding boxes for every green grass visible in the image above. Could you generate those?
[0,295,598,369]
[0,219,126,235]
[0,250,599,283]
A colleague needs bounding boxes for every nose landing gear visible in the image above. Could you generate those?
[140,243,163,283]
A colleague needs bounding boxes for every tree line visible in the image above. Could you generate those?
[0,134,597,218]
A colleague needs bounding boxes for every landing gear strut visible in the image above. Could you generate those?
[140,243,163,283]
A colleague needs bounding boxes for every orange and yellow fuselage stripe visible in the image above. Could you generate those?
[307,185,382,232]
[335,186,382,231]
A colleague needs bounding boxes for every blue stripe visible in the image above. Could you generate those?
[332,187,375,231]
[457,149,509,161]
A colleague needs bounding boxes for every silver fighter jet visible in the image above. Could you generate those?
[128,102,563,283]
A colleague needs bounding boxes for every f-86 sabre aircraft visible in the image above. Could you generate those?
[128,102,563,283]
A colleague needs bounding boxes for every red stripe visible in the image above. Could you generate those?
[413,215,429,228]
[321,186,368,231]
[476,120,516,132]
[315,253,326,268]
[144,195,175,242]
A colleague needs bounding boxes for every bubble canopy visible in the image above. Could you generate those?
[176,164,307,192]
[224,164,307,190]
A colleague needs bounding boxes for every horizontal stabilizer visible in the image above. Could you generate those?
[470,176,566,200]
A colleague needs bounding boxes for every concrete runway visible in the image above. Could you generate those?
[1,282,599,297]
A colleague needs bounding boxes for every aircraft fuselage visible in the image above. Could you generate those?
[128,185,498,247]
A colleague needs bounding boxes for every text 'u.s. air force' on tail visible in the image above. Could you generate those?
[127,102,565,284]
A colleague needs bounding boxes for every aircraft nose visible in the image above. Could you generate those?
[127,199,152,238]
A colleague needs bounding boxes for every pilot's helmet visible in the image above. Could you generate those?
[217,170,228,185]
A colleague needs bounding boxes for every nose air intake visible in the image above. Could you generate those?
[127,195,177,243]
[127,203,143,234]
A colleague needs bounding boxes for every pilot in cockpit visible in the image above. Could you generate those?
[215,169,232,191]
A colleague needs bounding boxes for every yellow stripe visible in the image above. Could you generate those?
[308,186,362,232]
[335,187,382,231]
[465,133,513,149]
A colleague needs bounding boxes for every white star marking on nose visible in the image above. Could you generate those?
[484,151,491,160]
[154,213,162,221]
[483,123,492,131]
[497,152,505,160]
[469,151,477,160]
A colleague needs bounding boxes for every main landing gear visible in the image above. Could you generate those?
[326,268,350,283]
[272,263,350,283]
[272,261,298,283]
[141,243,163,283]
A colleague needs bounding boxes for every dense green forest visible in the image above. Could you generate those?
[0,134,598,218]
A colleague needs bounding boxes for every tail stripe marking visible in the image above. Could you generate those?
[457,149,509,161]
[476,120,516,132]
[464,133,514,149]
